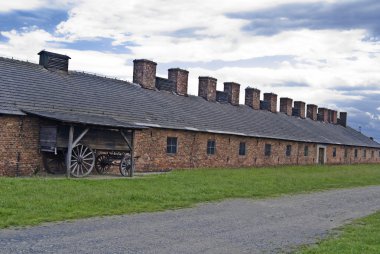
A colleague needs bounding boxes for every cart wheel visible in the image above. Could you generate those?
[119,154,132,177]
[42,152,66,174]
[95,154,112,174]
[70,144,95,177]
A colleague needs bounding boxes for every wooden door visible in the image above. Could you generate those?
[318,147,325,164]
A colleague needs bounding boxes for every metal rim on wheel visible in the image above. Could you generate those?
[119,154,132,177]
[70,144,95,177]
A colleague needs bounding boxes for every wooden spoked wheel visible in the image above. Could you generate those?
[70,144,95,177]
[42,152,66,174]
[119,154,132,177]
[95,154,112,174]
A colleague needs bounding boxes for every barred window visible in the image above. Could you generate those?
[344,148,348,158]
[166,137,177,154]
[286,145,292,156]
[363,149,367,158]
[207,140,216,155]
[333,147,337,157]
[265,144,272,156]
[372,150,374,158]
[239,142,246,156]
[304,145,309,156]
[354,149,358,158]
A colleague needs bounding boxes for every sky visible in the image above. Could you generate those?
[0,0,379,141]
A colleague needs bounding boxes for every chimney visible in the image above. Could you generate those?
[198,76,217,102]
[318,108,329,123]
[245,87,261,110]
[328,109,333,123]
[224,82,240,106]
[38,50,70,72]
[338,112,347,127]
[168,68,189,96]
[263,93,278,113]
[133,59,157,90]
[294,101,306,118]
[307,104,318,121]
[280,97,293,116]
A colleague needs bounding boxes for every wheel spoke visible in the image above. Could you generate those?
[82,151,93,159]
[81,146,88,156]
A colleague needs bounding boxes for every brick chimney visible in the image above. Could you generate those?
[224,82,240,106]
[133,59,157,90]
[198,76,217,102]
[280,97,293,116]
[294,101,306,118]
[38,50,70,72]
[338,112,347,127]
[264,93,278,113]
[307,104,318,121]
[168,68,189,96]
[318,108,329,123]
[245,87,260,110]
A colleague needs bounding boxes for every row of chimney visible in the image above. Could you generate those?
[35,51,348,127]
[132,59,347,127]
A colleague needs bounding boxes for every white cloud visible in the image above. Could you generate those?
[0,0,73,13]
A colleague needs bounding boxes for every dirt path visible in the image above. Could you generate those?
[1,186,380,254]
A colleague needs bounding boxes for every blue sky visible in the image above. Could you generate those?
[0,0,379,141]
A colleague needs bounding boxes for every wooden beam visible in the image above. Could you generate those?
[120,129,134,177]
[72,128,89,147]
[120,130,132,150]
[66,125,74,178]
[131,130,135,177]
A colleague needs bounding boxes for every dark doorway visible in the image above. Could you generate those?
[318,147,325,164]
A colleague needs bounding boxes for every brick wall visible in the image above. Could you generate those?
[133,128,380,171]
[0,115,42,176]
[1,115,379,176]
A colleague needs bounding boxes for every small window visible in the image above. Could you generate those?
[304,145,309,156]
[363,149,367,158]
[286,145,292,156]
[333,147,337,157]
[372,150,374,158]
[264,144,272,156]
[239,142,246,156]
[354,149,358,158]
[207,140,216,155]
[166,137,177,154]
[344,148,348,158]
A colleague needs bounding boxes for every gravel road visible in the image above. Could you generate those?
[1,186,380,254]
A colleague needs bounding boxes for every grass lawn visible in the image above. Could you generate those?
[298,212,380,254]
[0,164,380,228]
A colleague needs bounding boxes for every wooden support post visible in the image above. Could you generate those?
[66,125,74,178]
[131,130,135,177]
[120,129,134,177]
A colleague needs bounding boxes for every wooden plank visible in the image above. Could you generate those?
[39,126,57,152]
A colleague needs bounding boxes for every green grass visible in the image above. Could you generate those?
[0,164,380,228]
[298,212,380,254]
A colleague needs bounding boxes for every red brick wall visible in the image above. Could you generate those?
[133,128,380,171]
[1,115,379,176]
[0,115,42,176]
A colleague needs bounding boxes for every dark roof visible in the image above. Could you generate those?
[0,56,379,148]
[23,110,143,129]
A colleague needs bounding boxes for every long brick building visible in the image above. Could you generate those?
[0,51,379,176]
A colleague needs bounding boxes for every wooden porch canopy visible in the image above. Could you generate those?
[22,109,145,177]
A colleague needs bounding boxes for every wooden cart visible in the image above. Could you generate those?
[40,125,134,177]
